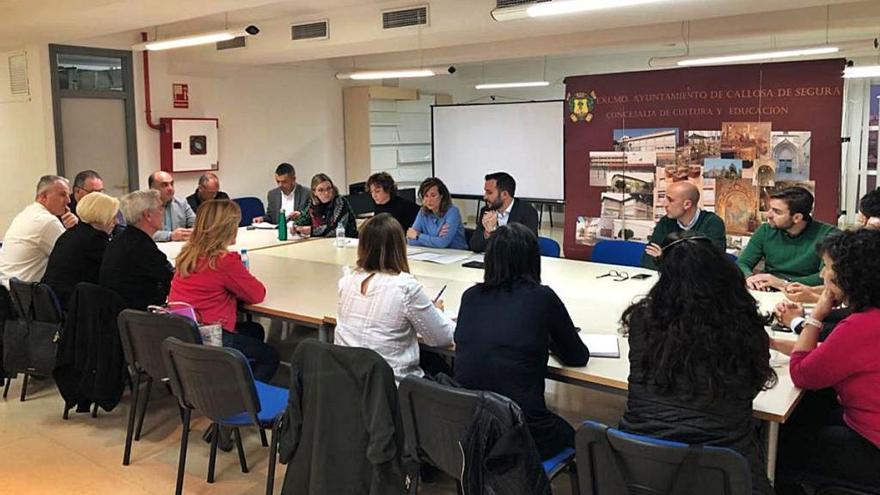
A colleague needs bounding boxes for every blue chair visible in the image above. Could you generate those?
[399,375,578,495]
[538,236,561,258]
[233,197,265,227]
[591,240,648,267]
[575,420,751,495]
[162,337,288,495]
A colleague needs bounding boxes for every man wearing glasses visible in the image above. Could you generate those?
[69,170,104,216]
[641,181,726,269]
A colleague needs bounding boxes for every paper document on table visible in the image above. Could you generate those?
[465,254,484,263]
[407,247,426,255]
[582,334,620,358]
[251,222,277,230]
[409,252,471,265]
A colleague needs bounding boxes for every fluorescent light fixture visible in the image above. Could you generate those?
[528,0,665,17]
[335,66,455,80]
[492,0,665,21]
[475,81,550,90]
[843,65,880,78]
[676,46,840,66]
[132,26,259,51]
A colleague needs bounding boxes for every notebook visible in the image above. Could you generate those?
[581,334,620,358]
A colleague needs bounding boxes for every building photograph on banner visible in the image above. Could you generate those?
[771,131,811,180]
[721,121,771,169]
[574,216,654,246]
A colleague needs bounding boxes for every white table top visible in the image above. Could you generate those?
[157,227,301,264]
[246,238,801,423]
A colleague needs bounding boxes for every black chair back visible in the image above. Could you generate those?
[345,192,375,216]
[575,421,751,495]
[398,375,480,480]
[162,337,261,424]
[398,188,417,203]
[118,310,201,381]
[9,279,62,324]
[348,181,367,195]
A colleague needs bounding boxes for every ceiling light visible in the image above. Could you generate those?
[843,65,880,78]
[475,81,550,90]
[335,66,456,80]
[676,46,840,66]
[492,0,665,21]
[132,25,260,51]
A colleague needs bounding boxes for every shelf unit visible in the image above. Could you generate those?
[343,85,451,190]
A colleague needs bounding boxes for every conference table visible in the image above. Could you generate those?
[241,237,801,482]
[157,226,298,264]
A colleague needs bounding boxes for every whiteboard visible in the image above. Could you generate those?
[432,101,565,202]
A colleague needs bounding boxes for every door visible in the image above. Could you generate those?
[50,45,138,194]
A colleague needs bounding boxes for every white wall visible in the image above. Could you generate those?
[0,45,56,234]
[132,51,345,203]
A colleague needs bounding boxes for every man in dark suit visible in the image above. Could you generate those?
[185,172,229,213]
[469,172,539,253]
[253,163,311,225]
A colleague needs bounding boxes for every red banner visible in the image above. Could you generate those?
[563,59,845,260]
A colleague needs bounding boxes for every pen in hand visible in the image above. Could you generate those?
[433,284,447,303]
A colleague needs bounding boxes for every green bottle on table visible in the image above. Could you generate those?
[278,209,287,241]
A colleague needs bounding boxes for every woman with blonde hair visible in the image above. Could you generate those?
[169,200,278,381]
[334,213,454,384]
[291,173,357,238]
[43,192,119,309]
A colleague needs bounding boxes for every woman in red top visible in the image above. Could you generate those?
[169,200,279,382]
[772,228,880,492]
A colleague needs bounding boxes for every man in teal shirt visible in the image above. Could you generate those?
[641,181,726,269]
[737,187,837,290]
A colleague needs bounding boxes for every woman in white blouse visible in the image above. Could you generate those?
[335,213,454,384]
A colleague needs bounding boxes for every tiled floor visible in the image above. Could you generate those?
[0,369,623,494]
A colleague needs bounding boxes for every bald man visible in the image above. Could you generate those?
[641,181,727,269]
[148,170,195,242]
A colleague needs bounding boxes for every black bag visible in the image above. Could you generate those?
[2,281,63,377]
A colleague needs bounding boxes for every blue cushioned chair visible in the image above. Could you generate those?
[399,375,578,495]
[233,197,266,227]
[538,236,562,258]
[575,420,751,495]
[591,240,648,267]
[162,337,288,495]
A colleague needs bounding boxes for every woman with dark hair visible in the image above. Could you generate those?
[335,213,454,384]
[454,223,589,459]
[772,229,880,492]
[619,233,777,495]
[368,171,420,229]
[406,177,467,249]
[291,173,357,238]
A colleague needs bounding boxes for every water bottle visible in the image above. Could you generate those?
[240,249,250,270]
[335,223,346,247]
[278,209,287,241]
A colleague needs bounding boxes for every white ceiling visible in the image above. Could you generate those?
[2,0,878,70]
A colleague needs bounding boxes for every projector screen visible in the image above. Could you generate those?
[432,100,565,203]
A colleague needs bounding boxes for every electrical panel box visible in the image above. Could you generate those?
[159,117,219,172]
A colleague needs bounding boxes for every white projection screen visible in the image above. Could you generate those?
[432,100,565,202]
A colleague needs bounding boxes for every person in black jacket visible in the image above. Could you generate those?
[618,233,778,495]
[454,223,589,460]
[469,172,539,253]
[368,172,419,230]
[185,172,230,213]
[42,192,119,310]
[99,190,173,310]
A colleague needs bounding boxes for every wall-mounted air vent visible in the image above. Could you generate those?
[382,6,428,29]
[291,20,329,41]
[216,36,247,50]
[8,53,29,95]
[496,0,548,7]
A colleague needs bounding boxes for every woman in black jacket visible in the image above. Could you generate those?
[42,192,119,310]
[454,223,589,460]
[619,233,778,495]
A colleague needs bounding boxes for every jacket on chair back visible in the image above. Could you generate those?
[278,340,405,495]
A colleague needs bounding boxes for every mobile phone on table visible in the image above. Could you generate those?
[631,273,652,280]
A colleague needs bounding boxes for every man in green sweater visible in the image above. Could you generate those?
[641,181,726,269]
[737,187,837,290]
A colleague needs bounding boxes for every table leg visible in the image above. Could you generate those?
[318,322,334,343]
[766,420,779,485]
